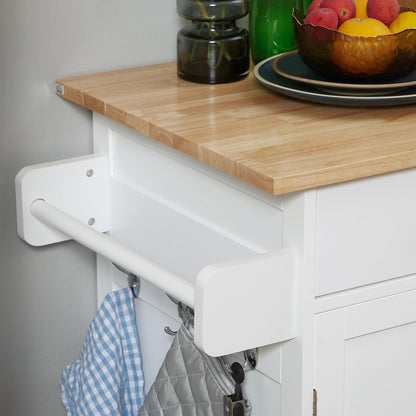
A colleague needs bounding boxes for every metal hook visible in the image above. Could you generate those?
[166,293,180,305]
[127,273,140,298]
[163,294,193,336]
[164,326,178,336]
[225,348,258,374]
[244,349,258,370]
[112,262,140,298]
[164,294,179,336]
[112,262,129,275]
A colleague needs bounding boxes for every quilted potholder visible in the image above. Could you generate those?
[138,324,251,416]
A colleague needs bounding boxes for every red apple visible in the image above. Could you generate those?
[306,0,325,14]
[320,0,357,25]
[366,0,400,25]
[304,7,339,29]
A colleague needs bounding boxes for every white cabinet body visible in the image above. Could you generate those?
[92,114,416,416]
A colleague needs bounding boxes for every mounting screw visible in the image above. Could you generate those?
[86,169,94,177]
[88,218,95,226]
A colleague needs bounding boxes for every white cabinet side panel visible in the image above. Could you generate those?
[110,123,283,254]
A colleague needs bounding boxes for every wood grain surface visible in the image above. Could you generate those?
[56,61,416,195]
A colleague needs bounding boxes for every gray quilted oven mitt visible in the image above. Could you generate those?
[138,324,251,416]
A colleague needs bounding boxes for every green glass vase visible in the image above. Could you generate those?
[177,0,250,84]
[250,0,303,63]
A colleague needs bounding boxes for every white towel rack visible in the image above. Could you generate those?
[15,154,297,356]
[30,199,196,307]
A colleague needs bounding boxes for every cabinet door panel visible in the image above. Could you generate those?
[315,290,416,416]
[345,322,416,416]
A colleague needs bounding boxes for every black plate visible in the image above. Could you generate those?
[272,51,416,96]
[254,55,416,107]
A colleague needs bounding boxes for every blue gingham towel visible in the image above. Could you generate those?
[60,288,145,415]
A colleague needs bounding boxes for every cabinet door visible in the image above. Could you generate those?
[314,290,416,416]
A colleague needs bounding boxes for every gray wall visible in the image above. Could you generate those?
[0,1,180,415]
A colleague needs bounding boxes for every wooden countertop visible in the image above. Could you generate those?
[56,61,416,195]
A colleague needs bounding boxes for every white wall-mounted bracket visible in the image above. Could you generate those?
[15,155,297,356]
[15,154,109,246]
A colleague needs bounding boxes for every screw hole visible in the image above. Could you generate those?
[86,169,94,177]
[88,218,95,226]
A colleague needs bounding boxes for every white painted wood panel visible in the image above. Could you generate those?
[316,168,416,296]
[315,289,416,416]
[345,322,416,416]
[110,122,284,254]
[314,309,346,416]
[110,179,258,308]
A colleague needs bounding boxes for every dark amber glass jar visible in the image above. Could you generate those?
[177,0,249,84]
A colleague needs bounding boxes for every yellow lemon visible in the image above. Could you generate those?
[389,11,416,33]
[354,0,368,18]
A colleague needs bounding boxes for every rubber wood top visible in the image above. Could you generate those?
[56,62,416,195]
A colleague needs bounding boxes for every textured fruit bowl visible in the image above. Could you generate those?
[292,7,416,81]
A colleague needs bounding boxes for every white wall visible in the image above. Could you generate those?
[0,1,180,415]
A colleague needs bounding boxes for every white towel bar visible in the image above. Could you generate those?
[16,154,297,356]
[30,199,195,308]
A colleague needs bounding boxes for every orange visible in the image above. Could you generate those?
[337,17,391,36]
[354,0,368,18]
[329,18,397,77]
[389,11,416,53]
[389,11,416,33]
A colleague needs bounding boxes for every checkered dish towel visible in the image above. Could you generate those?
[60,288,145,415]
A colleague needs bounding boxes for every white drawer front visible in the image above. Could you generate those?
[316,168,416,296]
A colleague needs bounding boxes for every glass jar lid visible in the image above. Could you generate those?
[177,0,249,21]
